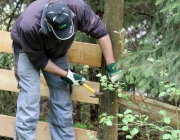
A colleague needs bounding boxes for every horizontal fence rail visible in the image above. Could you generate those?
[118,94,180,127]
[0,31,102,67]
[0,114,97,140]
[0,69,100,105]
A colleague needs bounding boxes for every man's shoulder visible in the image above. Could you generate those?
[63,0,88,10]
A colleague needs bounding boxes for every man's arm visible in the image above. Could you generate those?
[97,34,115,66]
[98,34,122,83]
[44,34,115,76]
[43,60,85,86]
[43,59,67,77]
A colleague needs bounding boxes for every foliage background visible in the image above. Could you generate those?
[119,0,180,106]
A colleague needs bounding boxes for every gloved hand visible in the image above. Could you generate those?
[62,69,86,86]
[106,63,121,83]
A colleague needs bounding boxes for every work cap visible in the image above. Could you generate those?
[45,2,74,40]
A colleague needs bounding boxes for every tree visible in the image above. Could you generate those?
[97,0,124,140]
[0,0,33,31]
[118,0,180,104]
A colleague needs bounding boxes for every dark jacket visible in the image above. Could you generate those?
[11,0,108,69]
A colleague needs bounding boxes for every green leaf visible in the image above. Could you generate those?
[101,82,107,87]
[99,117,105,123]
[147,57,155,62]
[159,92,167,97]
[101,75,108,81]
[124,109,132,115]
[125,39,129,44]
[159,127,165,132]
[106,120,113,126]
[122,118,128,125]
[130,128,139,136]
[162,134,172,139]
[117,114,123,118]
[118,88,122,93]
[107,115,114,120]
[171,130,180,138]
[108,87,115,91]
[128,116,135,123]
[126,135,132,139]
[159,110,166,116]
[144,116,149,121]
[99,113,107,118]
[108,84,114,87]
[118,93,123,97]
[134,114,139,117]
[164,117,171,124]
[96,73,102,77]
[164,85,170,88]
[122,125,129,131]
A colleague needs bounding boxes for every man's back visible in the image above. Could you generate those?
[11,0,107,69]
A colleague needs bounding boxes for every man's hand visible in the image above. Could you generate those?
[62,70,86,86]
[106,63,121,83]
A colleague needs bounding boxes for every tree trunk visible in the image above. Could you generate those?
[97,0,124,140]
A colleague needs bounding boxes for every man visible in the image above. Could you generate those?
[11,0,120,140]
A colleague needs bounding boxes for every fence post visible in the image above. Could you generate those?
[97,0,124,140]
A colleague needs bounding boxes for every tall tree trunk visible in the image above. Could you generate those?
[97,0,124,140]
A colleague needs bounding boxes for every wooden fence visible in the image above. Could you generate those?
[0,31,180,140]
[0,31,100,140]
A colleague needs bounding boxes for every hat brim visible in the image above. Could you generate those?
[49,19,74,40]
